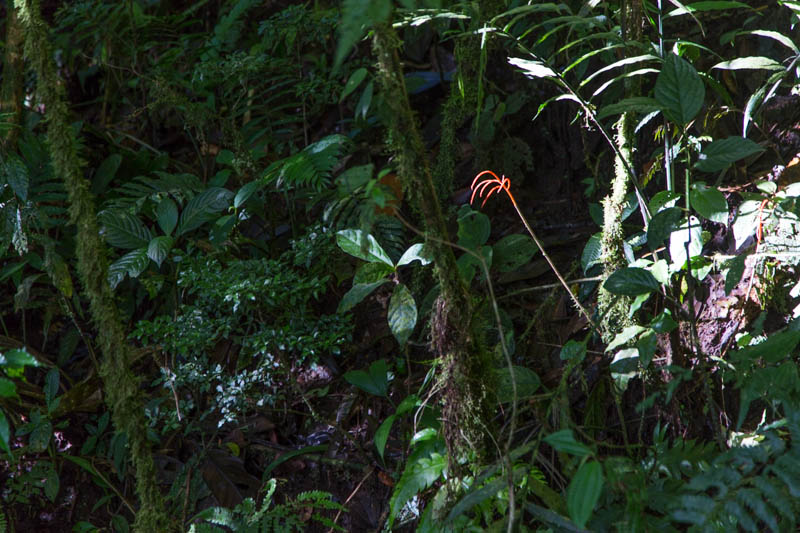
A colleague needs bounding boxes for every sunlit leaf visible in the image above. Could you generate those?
[690,183,728,223]
[695,136,764,173]
[388,284,417,346]
[654,53,704,126]
[604,267,660,296]
[336,229,394,266]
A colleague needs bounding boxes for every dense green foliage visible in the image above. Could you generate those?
[3,0,800,531]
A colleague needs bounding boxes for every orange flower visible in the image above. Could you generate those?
[470,170,517,208]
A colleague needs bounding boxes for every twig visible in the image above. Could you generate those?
[328,467,374,533]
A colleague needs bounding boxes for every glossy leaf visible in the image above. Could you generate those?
[493,234,539,272]
[340,67,368,101]
[567,461,604,529]
[604,267,661,296]
[388,284,417,346]
[508,57,557,79]
[389,447,446,527]
[396,243,432,267]
[147,236,174,267]
[156,198,178,236]
[336,229,394,266]
[544,430,592,457]
[560,340,587,362]
[98,211,152,250]
[177,187,233,236]
[695,137,764,173]
[731,200,761,250]
[108,248,149,289]
[355,81,374,120]
[1,348,39,368]
[654,53,704,126]
[669,217,703,272]
[233,179,266,208]
[690,183,728,223]
[712,56,783,71]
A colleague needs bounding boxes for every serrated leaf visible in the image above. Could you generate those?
[654,53,704,126]
[647,207,683,250]
[695,136,764,173]
[544,430,592,457]
[567,461,604,529]
[108,248,149,289]
[233,179,266,209]
[712,56,783,71]
[99,211,152,249]
[336,229,394,266]
[493,234,539,272]
[338,280,388,313]
[604,267,660,296]
[374,414,396,461]
[388,284,417,346]
[147,236,174,267]
[176,187,233,236]
[690,183,728,223]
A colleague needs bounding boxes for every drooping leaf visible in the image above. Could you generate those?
[712,56,784,71]
[233,179,266,209]
[176,187,233,236]
[543,430,592,457]
[340,67,368,101]
[654,53,704,126]
[647,207,683,250]
[107,248,149,289]
[690,182,728,223]
[493,234,539,272]
[44,368,59,411]
[98,211,153,250]
[733,330,800,365]
[388,444,446,528]
[147,236,174,267]
[598,96,661,119]
[396,243,432,267]
[388,284,417,346]
[667,1,750,16]
[343,359,390,397]
[336,229,394,266]
[355,81,374,120]
[508,57,557,79]
[581,233,603,274]
[731,199,761,250]
[91,153,122,194]
[337,280,388,313]
[156,197,178,236]
[604,267,661,296]
[695,136,764,173]
[374,414,396,461]
[567,461,604,529]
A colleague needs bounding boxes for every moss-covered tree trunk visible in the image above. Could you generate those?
[14,1,171,530]
[1,0,25,151]
[372,25,494,462]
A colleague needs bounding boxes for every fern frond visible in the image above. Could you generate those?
[268,135,349,191]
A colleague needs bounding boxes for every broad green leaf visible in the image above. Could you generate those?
[215,150,234,165]
[1,348,39,368]
[44,466,59,502]
[457,205,491,251]
[410,428,438,446]
[98,211,152,250]
[650,310,678,333]
[338,280,388,313]
[374,414,396,461]
[669,217,703,272]
[209,214,235,245]
[388,284,417,346]
[44,368,59,411]
[147,236,174,267]
[581,233,602,274]
[695,137,764,173]
[724,254,746,294]
[91,153,122,194]
[654,53,704,126]
[733,330,800,365]
[389,445,446,527]
[457,245,493,283]
[176,187,233,236]
[233,179,266,208]
[649,190,681,213]
[354,262,393,284]
[647,207,683,250]
[494,365,540,403]
[731,199,761,250]
[690,183,728,223]
[544,430,592,457]
[740,30,799,54]
[0,378,17,399]
[508,57,557,79]
[340,67,368,101]
[336,229,394,266]
[108,248,149,289]
[560,340,587,362]
[5,156,29,201]
[637,330,658,368]
[30,419,52,452]
[598,97,661,119]
[712,56,784,71]
[397,243,432,267]
[0,411,10,454]
[355,81,374,120]
[604,267,661,296]
[156,198,178,236]
[493,234,538,272]
[606,325,646,352]
[343,359,390,397]
[567,461,604,529]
